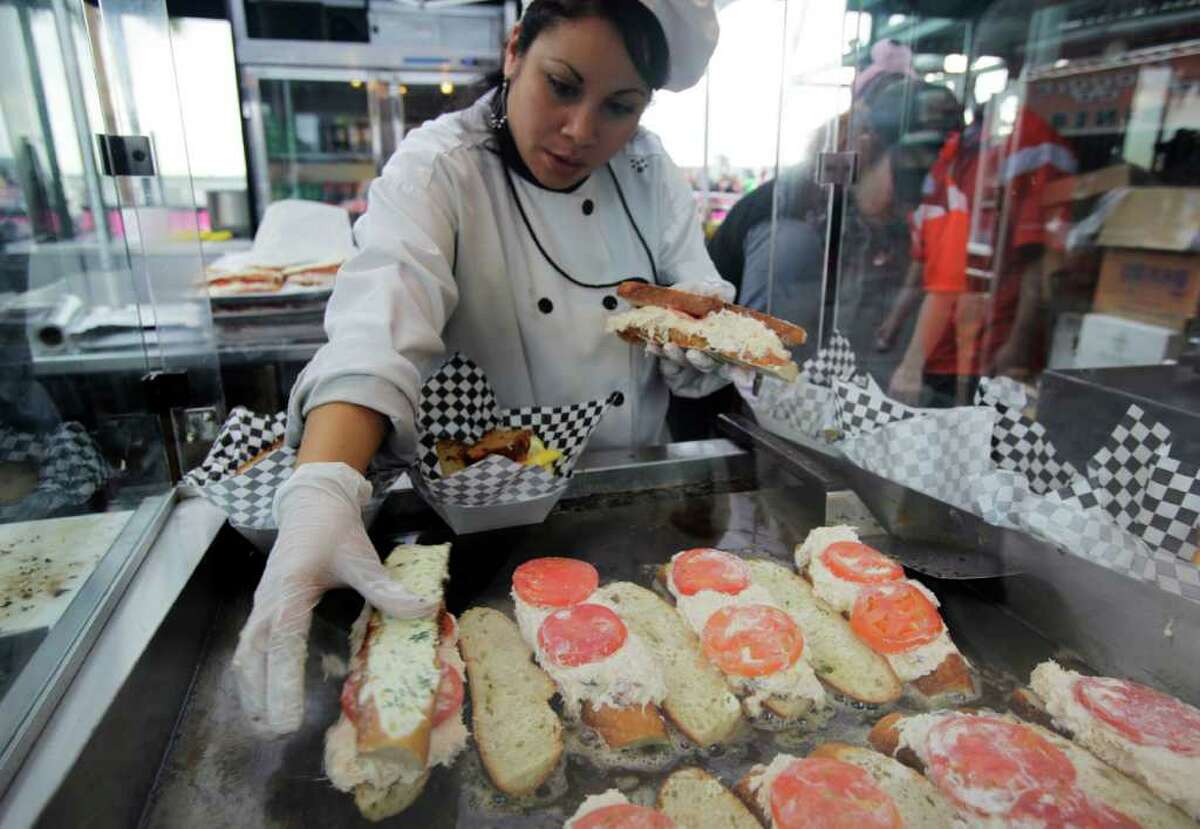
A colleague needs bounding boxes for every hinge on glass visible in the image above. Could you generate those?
[816,151,858,187]
[142,370,191,483]
[96,134,156,177]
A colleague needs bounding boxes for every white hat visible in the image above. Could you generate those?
[637,0,720,92]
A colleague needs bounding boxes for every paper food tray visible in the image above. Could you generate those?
[412,354,618,535]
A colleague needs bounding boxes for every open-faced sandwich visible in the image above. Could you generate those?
[564,790,675,828]
[1011,660,1200,821]
[660,548,827,722]
[605,282,805,382]
[511,557,670,750]
[436,427,562,476]
[735,743,960,828]
[869,709,1194,828]
[795,526,977,706]
[323,543,466,821]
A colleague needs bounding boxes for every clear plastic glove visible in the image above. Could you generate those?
[649,341,755,399]
[232,462,437,736]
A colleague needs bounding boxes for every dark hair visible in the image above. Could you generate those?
[496,0,670,91]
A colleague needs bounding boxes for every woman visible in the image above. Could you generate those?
[234,0,729,736]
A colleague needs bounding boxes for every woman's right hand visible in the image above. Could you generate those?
[231,462,437,737]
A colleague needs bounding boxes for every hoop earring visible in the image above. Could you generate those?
[489,78,510,130]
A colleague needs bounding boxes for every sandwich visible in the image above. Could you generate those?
[510,557,670,750]
[659,548,827,721]
[734,744,960,829]
[322,543,465,821]
[869,710,1194,828]
[593,582,742,747]
[795,526,976,706]
[281,260,340,288]
[458,606,563,797]
[436,428,562,476]
[564,790,676,828]
[605,282,805,382]
[1011,660,1200,820]
[204,265,284,295]
[235,440,283,475]
[657,767,760,829]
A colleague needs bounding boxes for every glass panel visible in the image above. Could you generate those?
[259,77,376,219]
[0,0,162,706]
[0,0,222,779]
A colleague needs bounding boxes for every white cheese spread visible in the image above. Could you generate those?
[514,593,666,718]
[750,753,801,823]
[886,628,959,683]
[665,557,826,715]
[794,525,860,571]
[1031,660,1200,821]
[605,306,788,361]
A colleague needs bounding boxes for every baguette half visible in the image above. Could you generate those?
[743,559,902,705]
[869,710,1194,829]
[617,282,808,345]
[594,582,742,746]
[458,607,563,796]
[657,767,760,829]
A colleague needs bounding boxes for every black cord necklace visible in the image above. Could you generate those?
[501,156,659,289]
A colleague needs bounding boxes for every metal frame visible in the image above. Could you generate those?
[0,492,178,799]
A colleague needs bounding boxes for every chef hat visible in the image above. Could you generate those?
[637,0,720,92]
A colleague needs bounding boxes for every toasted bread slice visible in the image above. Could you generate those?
[617,326,800,382]
[870,711,1194,829]
[810,742,959,827]
[353,771,430,823]
[459,607,563,796]
[342,544,450,775]
[743,559,902,705]
[581,702,670,750]
[908,651,977,706]
[594,582,741,746]
[1029,660,1200,820]
[657,767,760,829]
[617,282,808,345]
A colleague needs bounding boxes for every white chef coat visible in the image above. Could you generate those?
[285,92,726,461]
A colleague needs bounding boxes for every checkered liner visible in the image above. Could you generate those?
[1141,456,1200,563]
[415,353,618,505]
[833,377,918,437]
[0,422,109,522]
[183,407,286,486]
[184,408,395,530]
[841,405,996,512]
[975,377,1078,496]
[1080,404,1173,536]
[800,331,857,387]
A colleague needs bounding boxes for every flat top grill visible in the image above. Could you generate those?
[136,477,1069,829]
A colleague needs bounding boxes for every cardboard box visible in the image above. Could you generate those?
[1074,313,1183,369]
[1041,164,1147,207]
[1090,187,1200,330]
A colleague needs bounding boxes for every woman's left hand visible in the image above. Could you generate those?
[649,277,749,397]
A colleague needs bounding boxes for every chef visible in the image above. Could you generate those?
[235,0,737,736]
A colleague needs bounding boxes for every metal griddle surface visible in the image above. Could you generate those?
[141,483,1070,828]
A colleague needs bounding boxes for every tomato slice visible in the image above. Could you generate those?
[925,715,1076,816]
[431,659,464,727]
[538,603,628,668]
[1074,676,1200,757]
[572,803,676,829]
[513,557,599,608]
[820,541,904,584]
[1008,787,1139,829]
[769,757,901,829]
[701,604,803,677]
[671,548,751,596]
[850,582,944,654]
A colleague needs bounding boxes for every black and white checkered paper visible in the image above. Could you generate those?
[740,331,867,441]
[412,354,618,532]
[975,377,1078,496]
[183,407,397,539]
[0,422,109,522]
